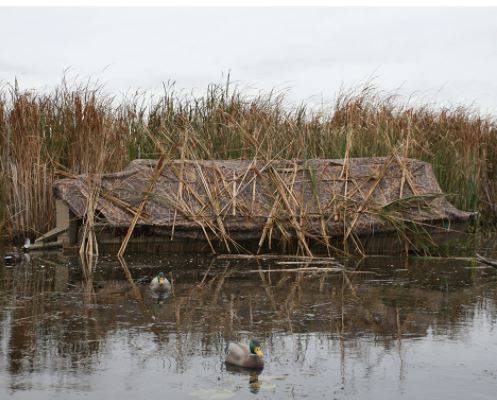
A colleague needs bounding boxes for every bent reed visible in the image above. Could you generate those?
[1,78,496,242]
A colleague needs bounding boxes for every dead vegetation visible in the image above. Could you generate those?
[56,157,470,256]
[1,78,495,246]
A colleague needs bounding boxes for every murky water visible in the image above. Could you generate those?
[1,241,497,399]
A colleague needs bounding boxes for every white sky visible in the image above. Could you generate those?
[1,7,497,114]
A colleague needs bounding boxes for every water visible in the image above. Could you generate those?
[1,243,497,399]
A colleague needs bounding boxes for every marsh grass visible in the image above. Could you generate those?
[1,79,496,242]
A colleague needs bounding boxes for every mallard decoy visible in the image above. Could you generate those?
[150,272,171,295]
[225,339,264,369]
[4,239,31,265]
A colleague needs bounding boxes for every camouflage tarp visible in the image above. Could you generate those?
[52,157,472,244]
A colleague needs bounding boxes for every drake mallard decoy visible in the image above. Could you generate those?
[225,339,264,369]
[150,272,171,295]
[4,239,31,265]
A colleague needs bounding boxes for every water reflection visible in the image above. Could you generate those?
[225,364,262,394]
[0,250,496,399]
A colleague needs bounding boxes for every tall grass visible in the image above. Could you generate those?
[1,79,496,241]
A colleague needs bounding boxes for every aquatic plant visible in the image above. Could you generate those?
[1,78,496,242]
[0,178,5,239]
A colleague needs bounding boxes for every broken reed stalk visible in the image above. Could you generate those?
[309,164,333,256]
[117,154,168,257]
[344,155,395,242]
[171,142,185,240]
[195,161,231,252]
[399,135,410,198]
[341,131,352,246]
[168,174,220,251]
[79,174,101,259]
[258,194,281,252]
[270,167,313,257]
[152,130,233,253]
[153,185,218,253]
[153,135,228,253]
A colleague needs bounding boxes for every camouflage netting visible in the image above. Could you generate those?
[52,157,472,246]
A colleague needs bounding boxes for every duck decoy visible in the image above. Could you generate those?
[225,339,264,369]
[4,239,31,265]
[150,272,171,295]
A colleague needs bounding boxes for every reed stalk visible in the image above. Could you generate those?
[1,78,496,245]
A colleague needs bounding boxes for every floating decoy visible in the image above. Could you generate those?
[4,239,31,265]
[225,339,264,369]
[150,272,171,295]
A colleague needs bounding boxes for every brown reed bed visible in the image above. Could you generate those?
[1,78,496,243]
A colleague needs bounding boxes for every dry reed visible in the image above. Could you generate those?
[1,78,496,244]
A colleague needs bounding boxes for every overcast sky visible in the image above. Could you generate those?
[1,7,497,113]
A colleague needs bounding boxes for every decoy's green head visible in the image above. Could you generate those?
[249,339,263,357]
[157,272,166,285]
